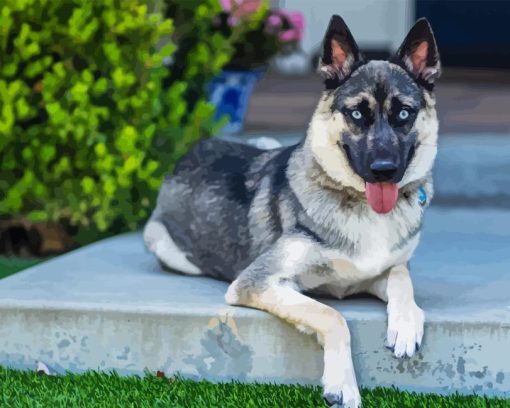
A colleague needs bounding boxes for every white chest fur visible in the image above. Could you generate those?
[286,149,430,294]
[299,201,423,294]
[332,208,420,276]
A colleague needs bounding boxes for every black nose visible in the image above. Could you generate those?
[370,160,398,181]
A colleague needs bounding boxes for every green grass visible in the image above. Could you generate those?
[0,367,508,408]
[0,256,42,280]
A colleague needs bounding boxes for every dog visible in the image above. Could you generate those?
[144,15,441,408]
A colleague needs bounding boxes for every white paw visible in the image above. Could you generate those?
[143,221,202,276]
[322,362,361,408]
[386,301,425,358]
[323,383,361,408]
[224,281,240,305]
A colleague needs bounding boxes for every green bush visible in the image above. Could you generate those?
[0,0,257,242]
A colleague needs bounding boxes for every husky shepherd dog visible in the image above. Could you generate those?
[144,15,441,408]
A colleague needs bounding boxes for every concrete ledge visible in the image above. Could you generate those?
[1,208,509,396]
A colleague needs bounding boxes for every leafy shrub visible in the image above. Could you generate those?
[0,0,259,244]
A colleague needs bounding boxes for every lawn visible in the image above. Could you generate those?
[0,367,508,408]
[0,260,508,407]
[0,256,42,280]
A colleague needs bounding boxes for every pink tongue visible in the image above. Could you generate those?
[365,182,399,214]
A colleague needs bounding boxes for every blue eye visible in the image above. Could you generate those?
[351,110,362,120]
[399,109,410,120]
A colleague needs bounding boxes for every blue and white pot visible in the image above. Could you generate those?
[208,68,265,134]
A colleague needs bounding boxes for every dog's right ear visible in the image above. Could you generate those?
[318,15,362,88]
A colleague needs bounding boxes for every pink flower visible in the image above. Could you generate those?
[219,0,233,12]
[228,15,239,26]
[276,10,304,41]
[265,13,283,34]
[236,0,261,16]
[287,11,304,38]
[278,28,299,42]
[267,13,282,29]
[220,0,262,25]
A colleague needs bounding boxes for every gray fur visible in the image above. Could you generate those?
[147,124,429,285]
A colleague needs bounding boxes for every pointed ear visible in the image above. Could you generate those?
[318,15,362,87]
[393,18,441,84]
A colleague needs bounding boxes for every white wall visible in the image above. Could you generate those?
[282,0,415,57]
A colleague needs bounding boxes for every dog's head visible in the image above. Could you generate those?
[309,15,441,214]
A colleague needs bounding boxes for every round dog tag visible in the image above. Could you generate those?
[418,187,427,206]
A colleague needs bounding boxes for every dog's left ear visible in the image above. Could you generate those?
[393,18,441,84]
[318,15,363,88]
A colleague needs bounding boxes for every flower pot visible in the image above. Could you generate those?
[208,68,265,134]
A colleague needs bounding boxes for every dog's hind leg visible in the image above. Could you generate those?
[143,216,203,276]
[367,263,424,358]
[225,237,361,408]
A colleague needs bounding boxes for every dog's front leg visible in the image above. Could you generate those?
[368,264,424,358]
[225,237,361,408]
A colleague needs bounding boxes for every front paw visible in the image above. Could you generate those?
[323,384,361,408]
[386,301,424,358]
[322,365,361,408]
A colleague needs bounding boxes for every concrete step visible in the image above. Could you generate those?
[0,207,509,397]
[222,132,510,208]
